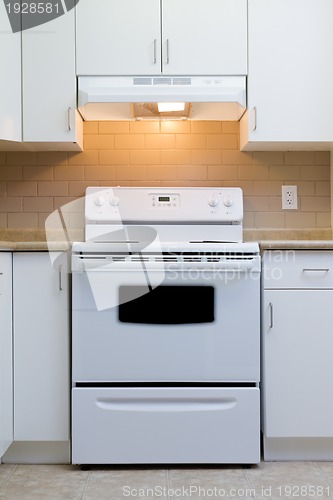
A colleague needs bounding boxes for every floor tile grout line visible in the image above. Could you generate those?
[313,461,333,490]
[166,469,171,500]
[243,466,257,499]
[80,468,92,500]
[0,464,17,494]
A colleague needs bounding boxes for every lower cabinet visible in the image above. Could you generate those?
[4,252,70,463]
[0,253,13,460]
[261,250,333,460]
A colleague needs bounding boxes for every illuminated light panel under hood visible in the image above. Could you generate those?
[78,76,246,121]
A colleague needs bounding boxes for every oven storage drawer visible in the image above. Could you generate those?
[72,387,260,464]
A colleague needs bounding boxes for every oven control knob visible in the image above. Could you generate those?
[208,196,218,207]
[94,196,105,207]
[110,196,120,206]
[223,196,233,208]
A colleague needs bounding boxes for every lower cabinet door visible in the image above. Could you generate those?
[72,387,260,464]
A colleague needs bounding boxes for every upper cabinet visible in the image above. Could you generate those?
[76,0,247,76]
[0,7,83,152]
[240,0,333,151]
[0,2,21,146]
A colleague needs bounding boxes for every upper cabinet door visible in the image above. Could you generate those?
[76,0,161,75]
[0,2,21,142]
[22,9,81,145]
[240,0,333,150]
[161,0,247,75]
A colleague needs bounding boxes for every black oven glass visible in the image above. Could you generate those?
[118,285,214,324]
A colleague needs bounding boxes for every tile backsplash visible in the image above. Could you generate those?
[0,121,331,230]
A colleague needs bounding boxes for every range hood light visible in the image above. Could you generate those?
[157,102,186,112]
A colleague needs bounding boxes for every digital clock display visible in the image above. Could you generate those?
[159,196,170,202]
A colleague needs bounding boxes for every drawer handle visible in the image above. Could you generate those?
[269,302,273,329]
[96,397,237,412]
[302,268,329,273]
[58,265,63,291]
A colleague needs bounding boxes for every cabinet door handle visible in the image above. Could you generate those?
[302,268,329,272]
[252,106,257,132]
[166,38,170,64]
[58,265,63,291]
[269,302,273,329]
[67,107,72,131]
[153,39,157,64]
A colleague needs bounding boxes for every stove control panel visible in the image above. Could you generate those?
[85,187,243,223]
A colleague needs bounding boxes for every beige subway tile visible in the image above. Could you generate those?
[38,213,50,228]
[23,197,53,213]
[252,151,284,166]
[99,121,130,133]
[53,197,78,210]
[222,150,253,165]
[115,165,146,181]
[0,213,7,228]
[316,212,331,227]
[191,121,221,133]
[291,181,315,196]
[132,180,163,187]
[6,152,37,166]
[253,181,281,196]
[254,212,285,229]
[130,150,160,165]
[285,212,316,228]
[7,181,37,196]
[176,165,207,181]
[161,150,191,165]
[0,182,5,196]
[7,213,38,228]
[243,211,255,229]
[83,121,99,134]
[269,196,283,211]
[0,166,22,181]
[300,165,330,181]
[99,180,129,187]
[84,166,116,181]
[244,196,270,212]
[99,150,130,165]
[129,121,160,134]
[23,165,53,181]
[0,153,6,165]
[69,181,96,197]
[176,134,206,149]
[84,134,115,150]
[37,152,68,166]
[145,134,176,149]
[300,196,331,212]
[115,134,145,149]
[160,121,191,134]
[146,165,178,180]
[284,151,315,165]
[269,165,300,180]
[54,166,84,181]
[315,181,330,196]
[68,151,99,165]
[206,134,238,150]
[223,181,254,195]
[239,164,269,180]
[191,150,221,165]
[0,197,21,212]
[38,181,68,196]
[208,165,238,181]
[315,151,330,165]
[222,122,239,134]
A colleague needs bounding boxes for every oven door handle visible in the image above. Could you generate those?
[75,261,259,272]
[96,397,237,412]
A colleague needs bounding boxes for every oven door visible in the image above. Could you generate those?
[72,256,260,383]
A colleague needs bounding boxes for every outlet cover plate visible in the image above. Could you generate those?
[282,185,298,209]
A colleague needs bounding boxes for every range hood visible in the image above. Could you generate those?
[77,76,246,121]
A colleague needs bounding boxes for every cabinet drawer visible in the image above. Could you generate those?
[263,251,333,289]
[72,387,260,464]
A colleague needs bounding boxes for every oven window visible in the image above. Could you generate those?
[118,285,214,324]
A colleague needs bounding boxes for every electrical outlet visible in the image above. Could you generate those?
[282,185,298,210]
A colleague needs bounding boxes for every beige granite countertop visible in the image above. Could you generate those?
[0,228,332,252]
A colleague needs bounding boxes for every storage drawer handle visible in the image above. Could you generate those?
[252,106,257,131]
[58,265,63,291]
[269,302,273,329]
[67,107,72,131]
[153,39,157,64]
[302,268,329,272]
[166,38,170,64]
[96,397,237,412]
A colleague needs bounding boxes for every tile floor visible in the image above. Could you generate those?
[1,461,333,499]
